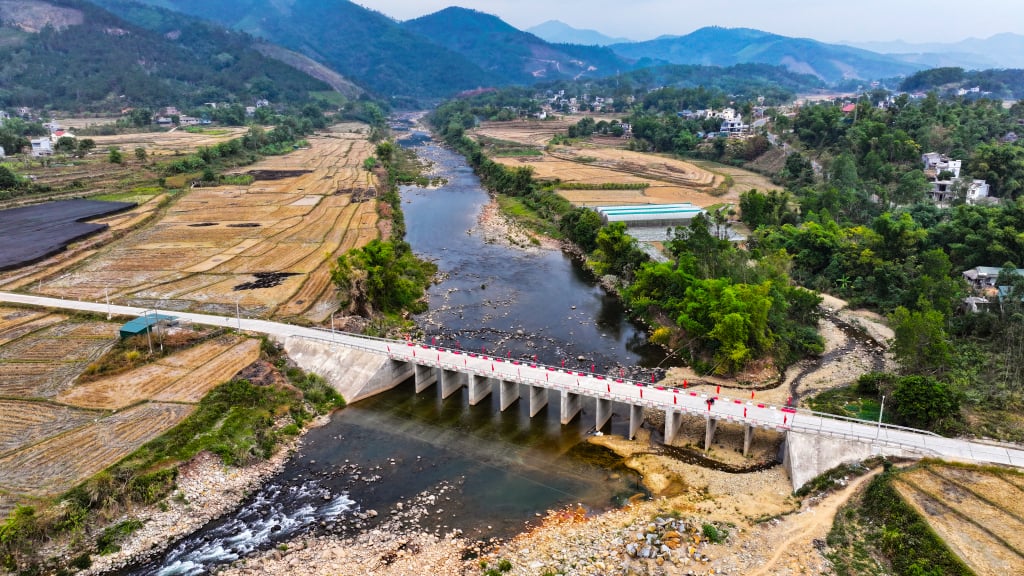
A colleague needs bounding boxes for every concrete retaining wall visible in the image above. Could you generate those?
[783,430,921,491]
[281,336,413,403]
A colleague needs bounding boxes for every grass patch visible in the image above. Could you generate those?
[96,518,143,555]
[493,149,543,157]
[556,182,649,190]
[827,467,975,576]
[806,386,886,422]
[496,193,564,239]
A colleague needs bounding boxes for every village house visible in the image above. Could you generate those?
[0,146,5,159]
[178,115,201,126]
[921,151,991,205]
[963,266,1024,292]
[30,138,53,157]
[720,118,749,137]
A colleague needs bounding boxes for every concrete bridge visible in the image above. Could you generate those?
[4,291,1024,490]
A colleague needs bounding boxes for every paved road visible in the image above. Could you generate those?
[4,291,1024,469]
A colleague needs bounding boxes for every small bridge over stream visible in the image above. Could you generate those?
[4,291,1024,490]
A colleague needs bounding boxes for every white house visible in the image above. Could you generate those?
[922,152,961,178]
[966,180,990,203]
[30,138,53,157]
[720,118,749,136]
[0,145,5,159]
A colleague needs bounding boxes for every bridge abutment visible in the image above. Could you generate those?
[499,380,519,411]
[560,391,582,425]
[629,405,644,440]
[441,369,467,399]
[529,385,548,417]
[596,398,613,431]
[468,375,494,405]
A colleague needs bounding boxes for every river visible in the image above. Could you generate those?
[121,133,668,575]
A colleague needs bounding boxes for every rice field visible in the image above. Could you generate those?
[19,124,379,320]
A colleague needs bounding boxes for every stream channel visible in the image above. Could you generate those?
[123,133,674,575]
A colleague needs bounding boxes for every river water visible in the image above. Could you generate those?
[122,133,667,575]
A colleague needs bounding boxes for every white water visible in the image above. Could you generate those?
[149,480,355,576]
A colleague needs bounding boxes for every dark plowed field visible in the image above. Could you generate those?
[0,199,135,270]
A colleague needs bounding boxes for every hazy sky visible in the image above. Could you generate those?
[354,0,1016,44]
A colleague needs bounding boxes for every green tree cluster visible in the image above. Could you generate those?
[331,240,437,316]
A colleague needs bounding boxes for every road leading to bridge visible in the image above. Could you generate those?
[3,291,1024,472]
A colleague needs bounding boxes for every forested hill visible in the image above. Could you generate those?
[900,67,1024,99]
[0,0,330,111]
[402,7,631,84]
[112,0,498,100]
[610,27,923,83]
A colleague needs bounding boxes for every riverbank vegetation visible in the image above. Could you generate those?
[329,140,437,335]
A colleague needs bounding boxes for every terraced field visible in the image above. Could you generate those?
[25,124,379,321]
[0,320,118,398]
[0,402,194,497]
[894,463,1024,575]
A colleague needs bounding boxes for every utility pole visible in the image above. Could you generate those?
[105,287,111,320]
[331,313,336,342]
[145,310,153,355]
[235,297,241,331]
[876,395,886,440]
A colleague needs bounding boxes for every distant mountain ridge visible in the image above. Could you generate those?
[610,26,924,83]
[847,33,1024,69]
[402,8,632,84]
[526,20,632,46]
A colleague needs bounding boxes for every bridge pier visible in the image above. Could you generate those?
[665,410,683,444]
[560,391,582,425]
[529,385,548,417]
[596,398,613,431]
[440,369,467,399]
[629,405,644,440]
[499,380,519,411]
[414,364,437,393]
[704,417,718,451]
[468,375,494,406]
[743,424,754,457]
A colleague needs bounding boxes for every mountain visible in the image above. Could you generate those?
[91,0,362,98]
[402,8,631,84]
[111,0,498,100]
[526,20,632,46]
[610,27,924,83]
[848,33,1024,69]
[0,0,331,111]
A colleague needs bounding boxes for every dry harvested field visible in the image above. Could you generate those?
[57,335,260,409]
[0,311,263,508]
[472,118,579,147]
[24,124,379,320]
[0,402,194,497]
[894,463,1024,575]
[0,320,118,398]
[89,127,248,158]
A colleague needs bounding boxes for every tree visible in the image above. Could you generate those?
[559,207,603,252]
[969,142,1024,198]
[54,136,76,153]
[890,306,952,375]
[0,165,19,190]
[134,147,147,163]
[107,147,123,164]
[891,375,961,429]
[892,169,930,206]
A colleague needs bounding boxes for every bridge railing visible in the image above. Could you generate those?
[301,329,942,440]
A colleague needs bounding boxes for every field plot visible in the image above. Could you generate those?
[90,128,247,158]
[472,118,593,147]
[0,321,118,398]
[27,125,378,320]
[0,400,100,456]
[56,334,259,409]
[0,402,194,497]
[894,463,1024,576]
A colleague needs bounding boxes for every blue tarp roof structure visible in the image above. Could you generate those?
[119,314,177,338]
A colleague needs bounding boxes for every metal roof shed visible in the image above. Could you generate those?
[119,314,177,339]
